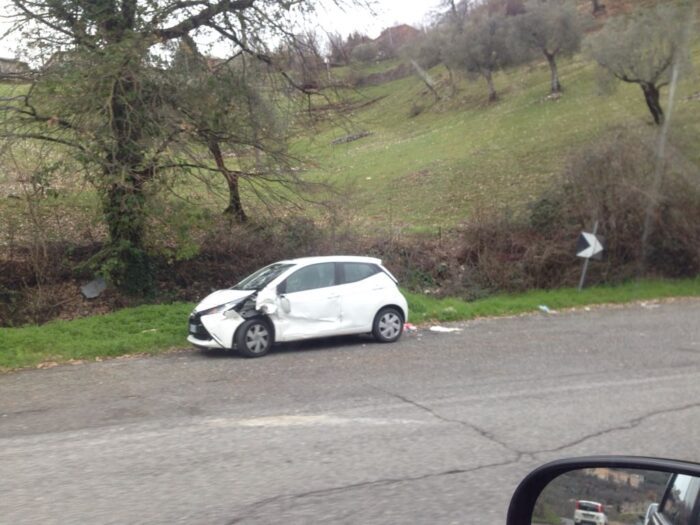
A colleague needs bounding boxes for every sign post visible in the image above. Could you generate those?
[577,221,604,291]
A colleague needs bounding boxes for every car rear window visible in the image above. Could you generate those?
[341,262,380,284]
[578,502,602,512]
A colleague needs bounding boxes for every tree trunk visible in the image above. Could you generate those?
[410,59,440,103]
[641,83,664,125]
[545,52,561,94]
[445,64,458,98]
[591,0,605,14]
[103,69,153,296]
[208,139,247,223]
[484,70,498,102]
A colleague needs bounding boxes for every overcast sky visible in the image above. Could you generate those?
[0,0,441,59]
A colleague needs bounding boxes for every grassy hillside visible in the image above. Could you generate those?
[298,40,700,232]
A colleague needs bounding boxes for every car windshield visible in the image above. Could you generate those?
[231,263,294,291]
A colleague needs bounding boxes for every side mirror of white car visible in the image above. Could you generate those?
[506,456,700,525]
[279,295,291,314]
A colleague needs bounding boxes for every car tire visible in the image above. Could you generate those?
[372,307,404,343]
[235,318,273,358]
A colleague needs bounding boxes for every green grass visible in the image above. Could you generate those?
[0,303,194,371]
[297,40,700,230]
[405,277,700,323]
[3,39,699,233]
[2,278,698,371]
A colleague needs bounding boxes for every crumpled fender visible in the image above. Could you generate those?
[255,287,278,315]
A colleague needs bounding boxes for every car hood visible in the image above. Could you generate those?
[194,289,255,313]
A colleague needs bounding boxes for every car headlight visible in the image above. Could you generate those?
[199,300,242,317]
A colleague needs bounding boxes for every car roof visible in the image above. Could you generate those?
[278,255,383,266]
[577,500,603,505]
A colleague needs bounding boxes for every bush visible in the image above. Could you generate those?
[456,128,700,294]
[557,129,700,280]
[351,43,378,64]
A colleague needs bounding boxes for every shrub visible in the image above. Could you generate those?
[351,43,378,64]
[456,128,700,294]
[557,129,700,281]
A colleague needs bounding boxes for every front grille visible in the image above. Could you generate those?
[188,313,213,341]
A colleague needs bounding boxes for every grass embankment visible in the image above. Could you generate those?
[2,278,698,371]
[298,38,700,230]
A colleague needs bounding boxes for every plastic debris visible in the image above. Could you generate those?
[538,305,552,314]
[429,326,461,333]
[80,277,107,299]
[404,323,418,331]
[641,302,660,309]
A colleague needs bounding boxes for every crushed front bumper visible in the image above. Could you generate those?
[187,334,224,349]
[187,312,224,349]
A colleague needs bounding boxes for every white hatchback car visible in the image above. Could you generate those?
[187,256,409,357]
[574,500,608,525]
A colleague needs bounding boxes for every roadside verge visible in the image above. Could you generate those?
[1,278,699,371]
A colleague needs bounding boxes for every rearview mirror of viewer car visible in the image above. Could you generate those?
[506,457,700,525]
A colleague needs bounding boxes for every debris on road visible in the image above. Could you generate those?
[331,130,373,145]
[404,323,418,332]
[429,326,461,333]
[538,305,555,314]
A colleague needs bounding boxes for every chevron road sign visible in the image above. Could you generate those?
[576,231,604,261]
[577,222,604,291]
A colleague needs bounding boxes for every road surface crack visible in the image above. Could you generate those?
[530,401,700,455]
[370,384,525,458]
[225,457,520,524]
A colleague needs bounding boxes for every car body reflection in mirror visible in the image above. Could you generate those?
[507,457,700,525]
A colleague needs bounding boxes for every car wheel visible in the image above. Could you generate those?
[372,307,404,343]
[235,318,273,358]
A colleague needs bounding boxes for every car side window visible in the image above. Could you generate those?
[341,262,380,284]
[283,263,336,294]
[660,475,700,525]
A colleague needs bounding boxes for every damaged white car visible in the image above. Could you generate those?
[187,256,409,357]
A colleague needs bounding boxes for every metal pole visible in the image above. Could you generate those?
[578,221,599,292]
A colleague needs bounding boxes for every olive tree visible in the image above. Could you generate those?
[444,12,514,102]
[588,4,691,125]
[513,0,583,95]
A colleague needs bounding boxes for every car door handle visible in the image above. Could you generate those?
[327,294,340,299]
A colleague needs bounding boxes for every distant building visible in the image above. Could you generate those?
[585,468,645,489]
[373,24,421,59]
[0,57,30,79]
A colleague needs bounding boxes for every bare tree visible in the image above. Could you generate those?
[513,0,583,95]
[169,37,312,223]
[1,0,337,294]
[326,31,350,66]
[587,4,691,125]
[276,30,326,90]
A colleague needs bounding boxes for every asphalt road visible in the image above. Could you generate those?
[2,299,700,525]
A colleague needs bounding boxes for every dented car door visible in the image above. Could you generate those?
[272,262,342,341]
